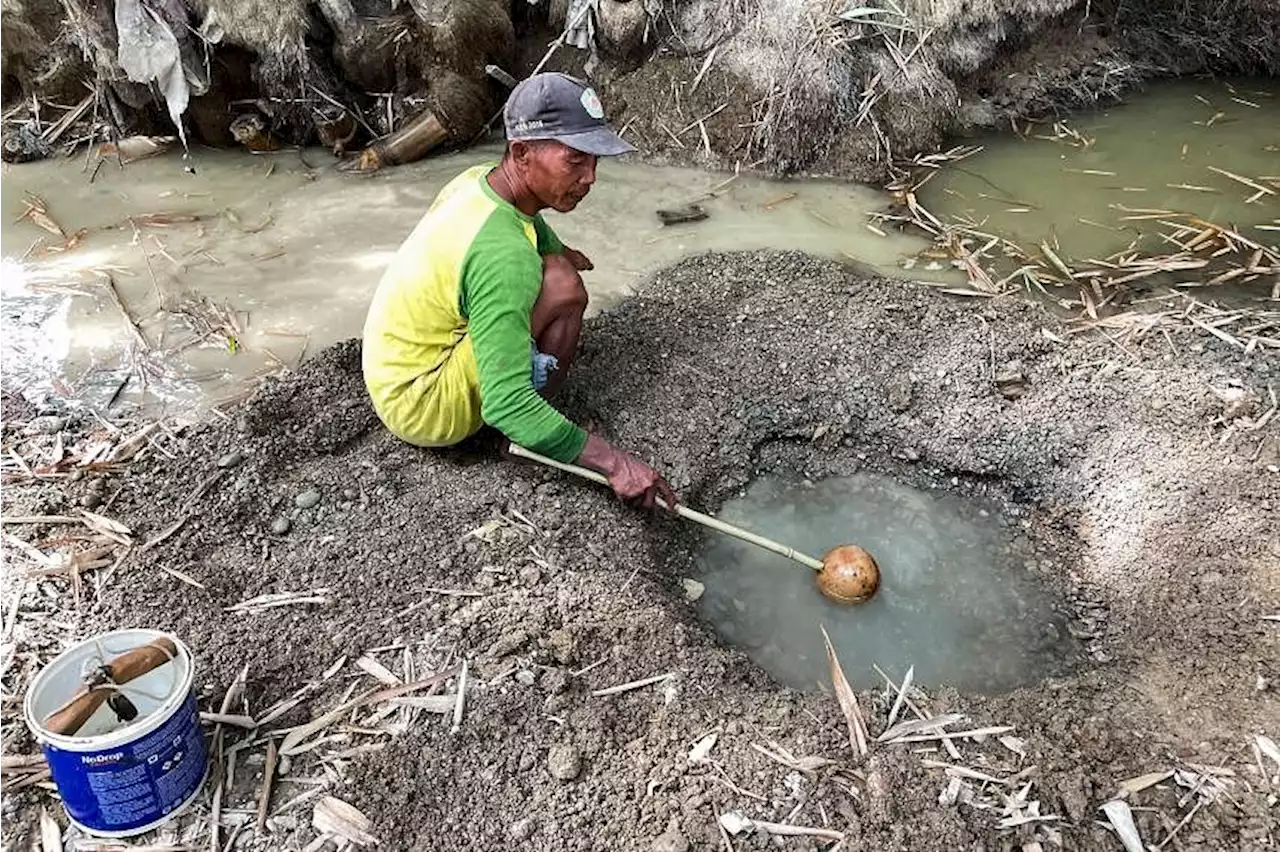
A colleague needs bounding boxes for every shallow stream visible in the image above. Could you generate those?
[696,474,1081,692]
[921,78,1278,287]
[0,146,931,413]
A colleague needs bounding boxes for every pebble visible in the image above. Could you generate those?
[515,669,536,686]
[518,565,542,586]
[271,517,292,535]
[217,452,244,469]
[547,744,581,781]
[25,416,66,435]
[545,628,575,665]
[266,815,299,833]
[88,477,107,494]
[79,493,103,510]
[294,489,321,509]
[509,818,536,841]
[681,579,705,602]
[995,361,1027,399]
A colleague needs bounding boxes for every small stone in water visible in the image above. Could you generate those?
[294,489,321,509]
[271,517,292,535]
[681,579,705,601]
[217,452,244,469]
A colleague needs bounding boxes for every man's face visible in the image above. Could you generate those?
[513,141,598,213]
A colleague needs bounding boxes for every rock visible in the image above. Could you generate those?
[518,565,542,586]
[656,203,709,226]
[489,629,529,658]
[886,378,912,412]
[88,477,107,494]
[681,579,705,601]
[995,361,1027,399]
[79,492,103,510]
[515,669,536,685]
[651,817,689,852]
[545,628,575,665]
[217,452,244,469]
[295,489,322,509]
[509,818,536,841]
[547,744,581,781]
[25,415,65,435]
[271,517,292,535]
[266,814,299,832]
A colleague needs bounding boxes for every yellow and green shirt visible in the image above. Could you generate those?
[361,164,588,462]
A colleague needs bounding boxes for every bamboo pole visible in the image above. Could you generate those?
[507,444,824,572]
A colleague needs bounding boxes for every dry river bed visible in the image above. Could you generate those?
[1,250,1277,851]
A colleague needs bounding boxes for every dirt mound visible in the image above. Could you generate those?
[5,251,1272,849]
[614,0,1278,179]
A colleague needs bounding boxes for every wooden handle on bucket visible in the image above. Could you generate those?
[507,444,825,571]
[43,638,178,737]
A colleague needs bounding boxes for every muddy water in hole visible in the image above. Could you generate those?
[919,78,1279,273]
[696,475,1081,692]
[0,146,932,413]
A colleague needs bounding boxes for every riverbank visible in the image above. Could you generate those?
[4,1,1278,183]
[3,250,1276,850]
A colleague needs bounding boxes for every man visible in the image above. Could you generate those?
[362,72,677,509]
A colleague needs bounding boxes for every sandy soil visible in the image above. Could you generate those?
[2,251,1277,850]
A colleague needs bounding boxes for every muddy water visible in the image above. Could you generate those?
[1,146,931,413]
[919,78,1279,272]
[695,475,1081,692]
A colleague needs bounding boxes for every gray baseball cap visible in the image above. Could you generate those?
[503,72,636,157]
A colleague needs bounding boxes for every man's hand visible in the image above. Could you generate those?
[561,246,594,272]
[577,434,677,511]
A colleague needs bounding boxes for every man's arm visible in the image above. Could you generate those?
[468,229,675,507]
[464,244,587,462]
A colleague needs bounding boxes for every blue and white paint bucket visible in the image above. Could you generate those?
[23,629,208,837]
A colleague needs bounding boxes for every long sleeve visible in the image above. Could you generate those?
[460,231,586,462]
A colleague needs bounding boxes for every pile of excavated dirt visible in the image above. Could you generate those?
[4,251,1277,849]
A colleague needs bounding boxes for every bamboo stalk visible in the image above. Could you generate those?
[507,445,824,571]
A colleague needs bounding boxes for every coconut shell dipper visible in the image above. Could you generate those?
[508,445,881,605]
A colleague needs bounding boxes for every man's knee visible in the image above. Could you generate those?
[541,254,588,313]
